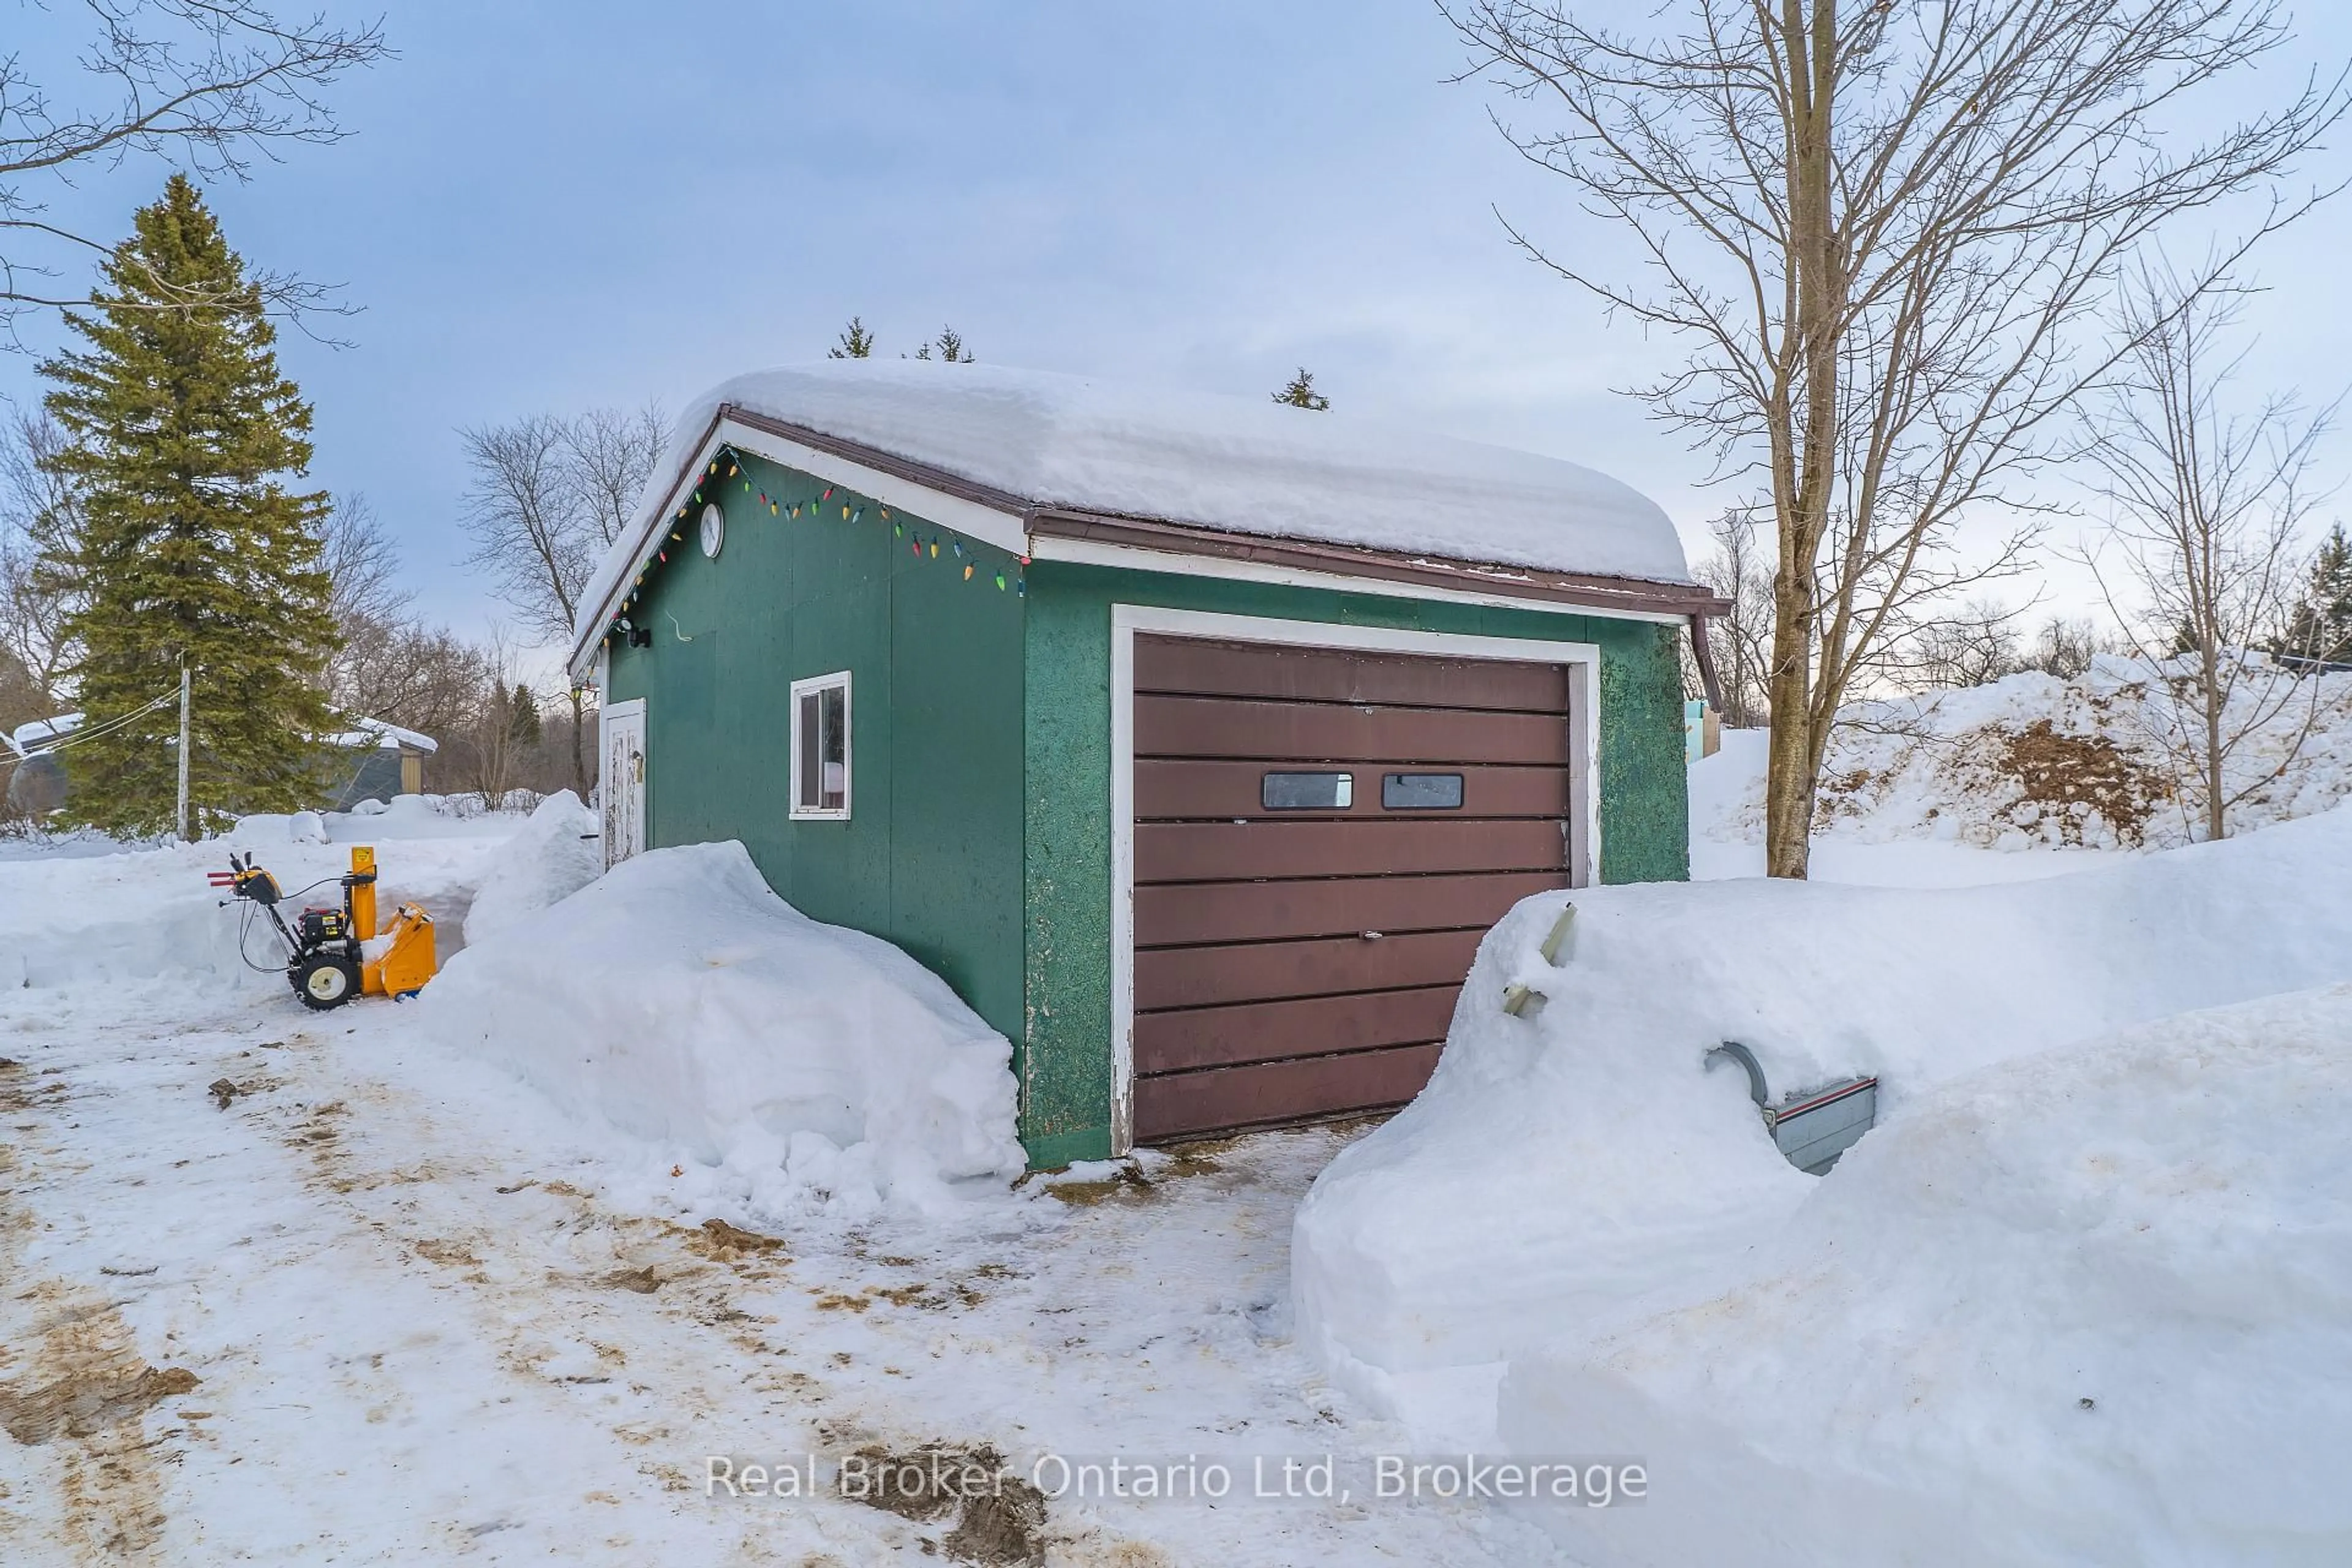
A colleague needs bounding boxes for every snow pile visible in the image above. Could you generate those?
[1503,983,2352,1568]
[421,840,1027,1217]
[228,792,533,845]
[1292,805,2352,1433]
[573,360,1691,657]
[460,791,601,948]
[1698,654,2352,854]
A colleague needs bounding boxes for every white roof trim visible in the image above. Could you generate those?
[567,416,1027,680]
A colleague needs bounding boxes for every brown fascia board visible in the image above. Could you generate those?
[1023,509,1733,620]
[585,402,1731,653]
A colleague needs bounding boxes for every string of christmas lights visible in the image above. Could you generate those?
[608,445,1030,643]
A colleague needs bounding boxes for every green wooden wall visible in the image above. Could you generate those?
[601,453,1691,1170]
[1017,562,1690,1166]
[601,454,1030,1049]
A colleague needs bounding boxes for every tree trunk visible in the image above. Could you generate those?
[1763,577,1819,877]
[2201,638,2227,841]
[568,684,589,797]
[1761,0,1839,880]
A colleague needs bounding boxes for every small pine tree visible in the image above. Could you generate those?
[1272,368,1330,410]
[37,175,339,836]
[911,326,974,363]
[2280,522,2352,663]
[508,682,542,748]
[827,317,875,359]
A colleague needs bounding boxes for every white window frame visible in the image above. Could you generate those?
[788,671,853,821]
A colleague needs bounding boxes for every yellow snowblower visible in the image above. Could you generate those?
[211,846,437,1009]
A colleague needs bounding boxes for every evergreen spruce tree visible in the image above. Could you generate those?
[911,326,974,363]
[1273,368,1330,410]
[37,175,338,836]
[508,683,542,749]
[827,316,875,358]
[2280,523,2352,663]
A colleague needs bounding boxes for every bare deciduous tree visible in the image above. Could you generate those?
[564,404,666,551]
[2022,615,2113,680]
[1,1,388,342]
[461,416,580,643]
[1694,510,1774,725]
[334,619,486,745]
[1444,0,2344,876]
[2082,273,2343,840]
[0,406,78,720]
[460,405,667,793]
[1895,597,2025,692]
[322,493,409,631]
[456,635,531,811]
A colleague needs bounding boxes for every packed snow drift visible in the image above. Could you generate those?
[1293,804,2352,1562]
[459,789,601,948]
[1501,982,2352,1567]
[421,840,1027,1217]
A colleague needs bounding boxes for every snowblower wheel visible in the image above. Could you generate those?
[293,954,361,1011]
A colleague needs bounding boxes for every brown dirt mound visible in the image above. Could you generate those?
[844,1442,1047,1566]
[1997,720,2168,844]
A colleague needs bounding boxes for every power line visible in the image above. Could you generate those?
[0,687,183,774]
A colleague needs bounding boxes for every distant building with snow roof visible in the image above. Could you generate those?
[5,710,436,816]
[569,360,1729,1167]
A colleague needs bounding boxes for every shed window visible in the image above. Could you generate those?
[790,672,851,820]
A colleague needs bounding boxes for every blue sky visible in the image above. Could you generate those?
[6,1,2350,646]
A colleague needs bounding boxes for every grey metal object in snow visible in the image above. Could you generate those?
[1767,1077,1879,1174]
[1706,1041,1879,1175]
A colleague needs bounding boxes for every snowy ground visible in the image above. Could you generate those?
[12,693,2316,1565]
[0,813,1570,1566]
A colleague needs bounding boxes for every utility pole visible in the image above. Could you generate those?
[176,659,192,843]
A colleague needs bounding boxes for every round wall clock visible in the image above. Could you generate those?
[699,502,725,559]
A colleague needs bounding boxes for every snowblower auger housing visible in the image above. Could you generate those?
[211,845,437,1010]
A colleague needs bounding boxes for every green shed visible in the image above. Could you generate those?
[567,363,1728,1168]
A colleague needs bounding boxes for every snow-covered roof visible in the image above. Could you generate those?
[11,712,434,756]
[12,713,81,753]
[329,717,439,754]
[571,361,1694,669]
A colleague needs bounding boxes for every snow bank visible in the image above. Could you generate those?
[1698,654,2352,854]
[420,841,1026,1217]
[1502,983,2352,1568]
[1292,805,2352,1430]
[573,360,1691,657]
[0,816,516,989]
[460,791,601,948]
[228,792,530,845]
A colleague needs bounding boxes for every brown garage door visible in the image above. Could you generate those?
[1131,635,1573,1143]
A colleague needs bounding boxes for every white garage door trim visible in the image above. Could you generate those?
[1108,605,1601,1155]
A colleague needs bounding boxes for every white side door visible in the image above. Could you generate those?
[599,698,646,869]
